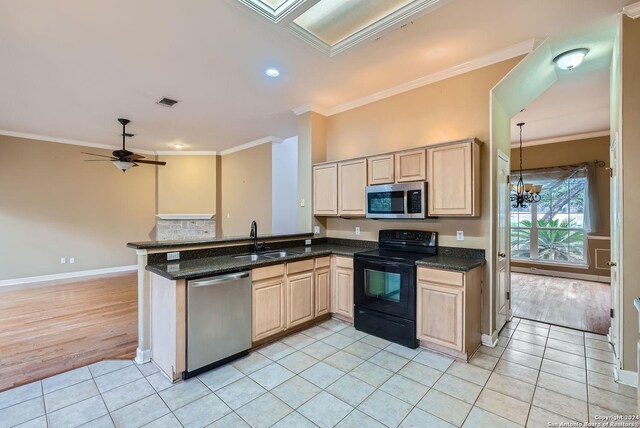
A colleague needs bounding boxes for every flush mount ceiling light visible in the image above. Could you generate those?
[173,144,184,150]
[265,68,280,77]
[553,48,589,70]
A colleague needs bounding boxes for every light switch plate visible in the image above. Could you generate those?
[300,198,306,207]
[355,227,361,236]
[313,226,320,234]
[456,231,464,241]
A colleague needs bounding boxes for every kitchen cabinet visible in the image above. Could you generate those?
[416,266,482,360]
[313,163,338,216]
[252,264,286,342]
[395,149,426,182]
[286,260,315,329]
[427,139,481,216]
[315,257,331,317]
[367,154,395,185]
[338,159,367,217]
[332,256,354,322]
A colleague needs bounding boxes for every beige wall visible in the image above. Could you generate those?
[157,155,216,215]
[220,143,272,237]
[510,136,611,278]
[0,135,156,279]
[621,15,640,372]
[324,58,522,250]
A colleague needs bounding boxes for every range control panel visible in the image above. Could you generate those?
[379,230,437,246]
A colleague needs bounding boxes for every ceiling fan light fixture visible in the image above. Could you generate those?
[553,48,589,70]
[113,161,136,171]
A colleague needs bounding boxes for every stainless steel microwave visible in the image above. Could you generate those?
[365,182,427,219]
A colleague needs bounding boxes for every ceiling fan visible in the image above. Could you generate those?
[83,118,166,172]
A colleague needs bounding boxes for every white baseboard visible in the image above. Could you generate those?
[482,331,499,348]
[135,348,153,364]
[614,366,638,387]
[511,266,611,283]
[0,265,138,287]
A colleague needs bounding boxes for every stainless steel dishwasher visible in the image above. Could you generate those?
[184,271,252,379]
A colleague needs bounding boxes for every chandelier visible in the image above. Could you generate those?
[511,122,542,208]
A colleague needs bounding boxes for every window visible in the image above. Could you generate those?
[511,171,588,265]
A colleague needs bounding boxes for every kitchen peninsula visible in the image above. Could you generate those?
[129,233,485,382]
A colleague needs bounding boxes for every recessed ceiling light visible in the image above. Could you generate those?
[553,48,589,70]
[265,68,280,77]
[173,144,184,150]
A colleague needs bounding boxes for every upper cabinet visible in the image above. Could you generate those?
[338,159,367,217]
[395,149,426,183]
[367,154,395,185]
[427,140,481,217]
[313,163,338,216]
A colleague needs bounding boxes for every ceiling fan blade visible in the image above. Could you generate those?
[127,153,145,160]
[84,159,115,162]
[82,152,114,159]
[134,159,167,166]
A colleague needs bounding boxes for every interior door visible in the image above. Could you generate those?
[496,150,511,332]
[609,133,620,356]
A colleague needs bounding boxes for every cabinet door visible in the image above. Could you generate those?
[395,149,426,182]
[416,281,464,352]
[368,154,395,185]
[313,163,338,216]
[332,257,354,320]
[286,271,314,328]
[427,141,480,216]
[338,159,367,216]
[315,267,331,317]
[252,277,286,342]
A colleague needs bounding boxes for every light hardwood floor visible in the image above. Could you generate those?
[511,272,610,335]
[0,272,137,392]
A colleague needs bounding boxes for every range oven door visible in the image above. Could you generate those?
[354,257,416,320]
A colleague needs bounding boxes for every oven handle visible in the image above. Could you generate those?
[357,259,416,269]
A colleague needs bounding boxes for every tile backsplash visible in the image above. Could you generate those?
[156,218,216,241]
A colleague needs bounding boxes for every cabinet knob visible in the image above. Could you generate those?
[498,252,506,258]
[606,261,617,267]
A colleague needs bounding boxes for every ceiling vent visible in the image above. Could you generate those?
[157,97,180,108]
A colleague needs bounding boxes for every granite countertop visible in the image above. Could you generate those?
[147,244,485,280]
[127,232,315,250]
[416,255,485,272]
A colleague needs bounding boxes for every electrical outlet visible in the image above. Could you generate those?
[300,198,306,207]
[305,239,312,246]
[167,252,180,261]
[456,231,464,241]
[313,226,320,234]
[355,227,361,236]
[69,257,75,264]
[60,257,66,264]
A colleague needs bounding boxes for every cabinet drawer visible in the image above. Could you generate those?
[418,267,463,287]
[315,256,331,269]
[253,264,285,282]
[287,259,314,275]
[333,256,353,269]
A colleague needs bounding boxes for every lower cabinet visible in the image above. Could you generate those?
[315,257,331,317]
[252,256,352,344]
[286,260,315,329]
[252,265,286,342]
[332,256,354,322]
[416,266,482,360]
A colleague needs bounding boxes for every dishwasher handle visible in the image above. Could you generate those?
[190,272,250,287]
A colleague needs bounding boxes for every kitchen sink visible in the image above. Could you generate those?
[262,250,302,259]
[233,254,270,262]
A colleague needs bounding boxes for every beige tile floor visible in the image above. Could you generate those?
[0,317,637,428]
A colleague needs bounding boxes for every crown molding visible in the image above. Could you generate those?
[220,135,283,156]
[322,38,540,116]
[155,151,218,156]
[291,103,329,116]
[0,129,156,155]
[623,2,640,18]
[236,0,307,23]
[287,0,450,57]
[510,130,610,148]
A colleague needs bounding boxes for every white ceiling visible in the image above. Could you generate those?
[0,0,632,152]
